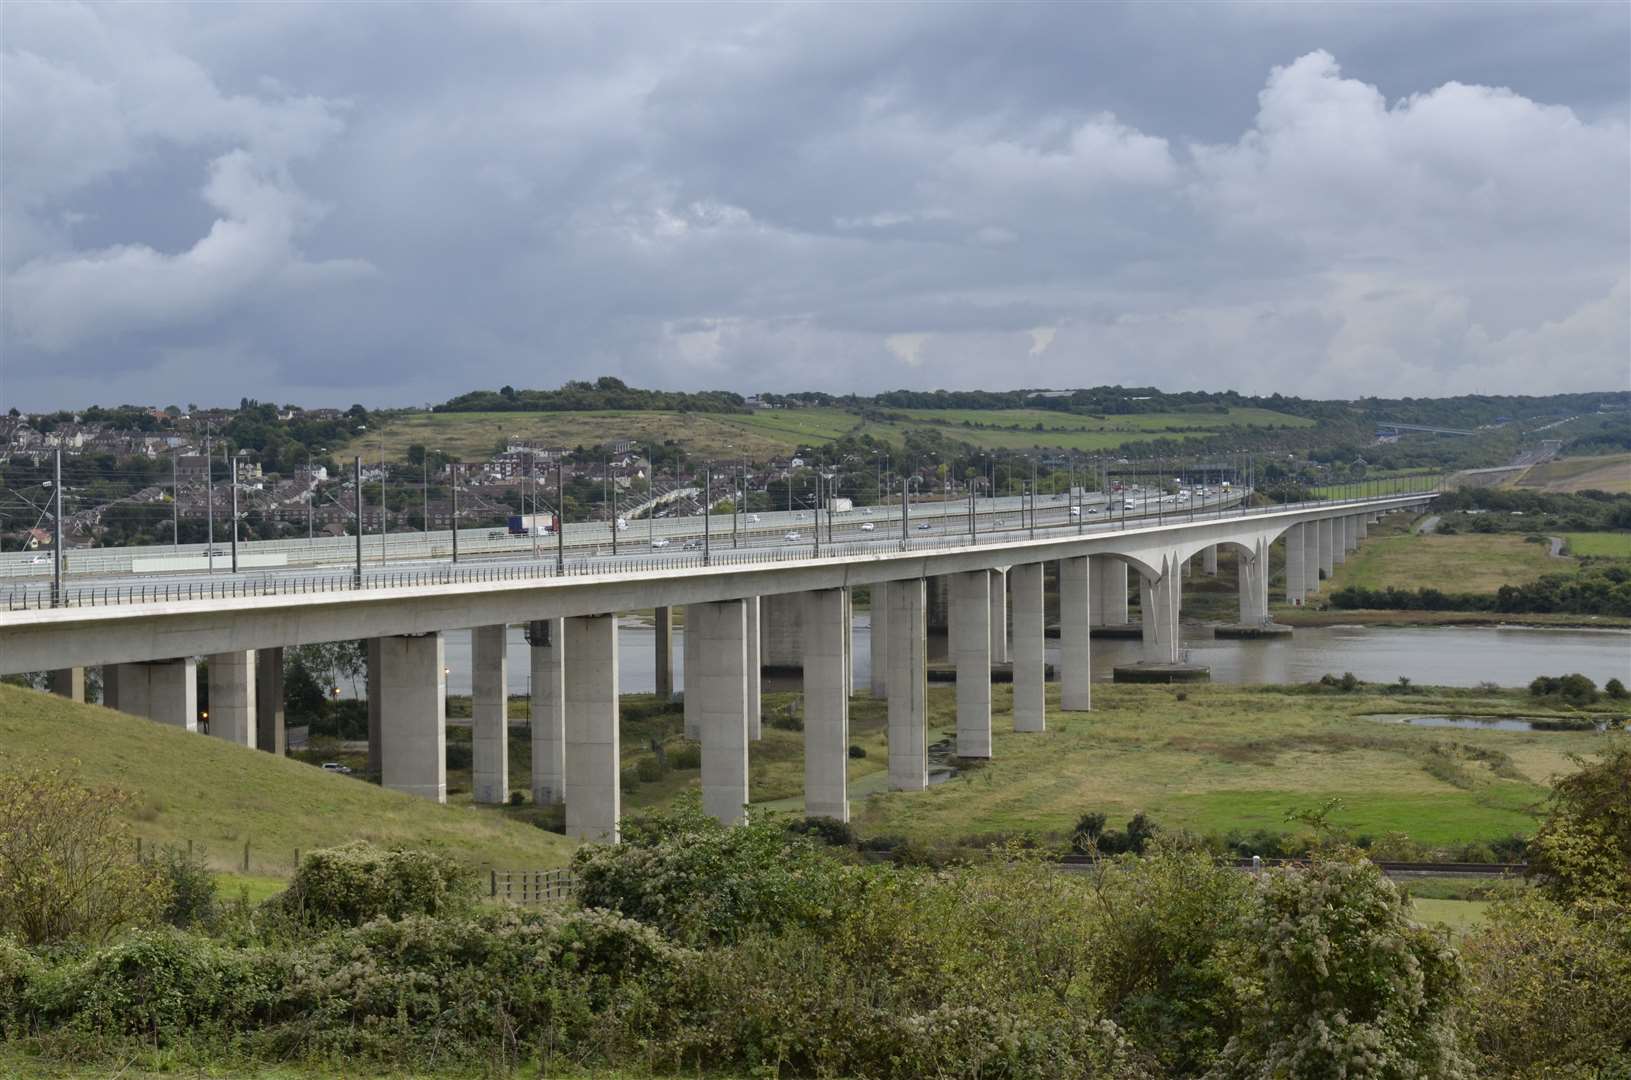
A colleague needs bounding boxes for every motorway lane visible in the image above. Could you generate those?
[4,490,1251,607]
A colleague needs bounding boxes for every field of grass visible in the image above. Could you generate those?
[1409,897,1491,935]
[1325,532,1563,594]
[1515,452,1631,494]
[1563,531,1631,558]
[1311,471,1439,499]
[875,405,1313,452]
[0,684,576,875]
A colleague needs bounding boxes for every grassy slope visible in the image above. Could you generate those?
[0,684,576,875]
[1324,532,1564,594]
[1515,452,1631,494]
[347,405,1314,460]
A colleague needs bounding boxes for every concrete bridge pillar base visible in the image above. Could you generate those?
[886,579,928,791]
[564,614,620,841]
[367,638,382,773]
[1303,524,1321,594]
[988,569,1009,664]
[109,658,198,730]
[1059,555,1092,712]
[50,667,84,702]
[1318,518,1336,580]
[1011,563,1045,732]
[206,650,256,747]
[1285,524,1307,605]
[693,600,749,825]
[255,647,285,755]
[802,589,850,821]
[471,625,510,804]
[951,570,993,758]
[1203,545,1219,575]
[654,606,674,699]
[379,634,446,803]
[1139,556,1182,665]
[745,596,762,740]
[682,607,700,739]
[529,618,565,805]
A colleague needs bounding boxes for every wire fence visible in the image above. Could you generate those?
[3,490,1432,612]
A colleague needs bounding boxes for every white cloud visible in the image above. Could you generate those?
[886,333,930,368]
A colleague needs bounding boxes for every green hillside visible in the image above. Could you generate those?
[0,685,575,875]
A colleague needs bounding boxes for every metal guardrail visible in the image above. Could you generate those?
[2,490,1430,612]
[491,868,576,903]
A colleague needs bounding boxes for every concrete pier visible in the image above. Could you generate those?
[1203,545,1218,575]
[471,624,510,804]
[1010,563,1045,732]
[1096,557,1129,625]
[693,599,750,825]
[1238,538,1270,623]
[1139,558,1182,664]
[367,638,382,773]
[869,581,889,698]
[1318,518,1335,580]
[1303,524,1321,595]
[1332,518,1348,566]
[1059,555,1092,712]
[50,668,84,702]
[926,574,950,633]
[744,596,762,740]
[951,570,993,758]
[802,588,850,821]
[989,569,1009,664]
[529,618,565,805]
[255,647,285,755]
[206,650,256,747]
[654,606,673,699]
[564,614,620,841]
[886,579,928,791]
[682,607,700,739]
[1344,515,1359,553]
[760,592,803,671]
[379,634,446,802]
[1357,516,1369,540]
[110,658,198,729]
[1285,525,1306,605]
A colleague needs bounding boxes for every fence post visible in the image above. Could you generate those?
[490,869,497,898]
[243,840,250,873]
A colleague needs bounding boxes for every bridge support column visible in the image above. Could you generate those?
[951,570,993,758]
[50,668,84,702]
[989,569,1009,664]
[1285,525,1306,605]
[1303,524,1321,594]
[255,647,285,755]
[1140,559,1182,664]
[692,600,750,825]
[869,582,889,698]
[1011,563,1045,731]
[379,634,446,803]
[1239,539,1270,623]
[654,606,673,699]
[110,659,198,729]
[926,575,950,634]
[682,607,700,739]
[1333,518,1348,566]
[759,593,803,671]
[1357,516,1369,540]
[745,597,762,740]
[367,638,382,773]
[886,579,928,791]
[1059,555,1092,712]
[1344,516,1359,553]
[207,651,256,747]
[472,625,510,804]
[1203,545,1218,575]
[1184,556,1194,580]
[564,614,620,841]
[529,618,565,805]
[803,589,850,821]
[1318,518,1335,580]
[1097,557,1129,624]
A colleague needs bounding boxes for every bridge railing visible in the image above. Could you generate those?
[2,489,1433,612]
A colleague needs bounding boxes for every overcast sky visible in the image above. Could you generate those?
[3,2,1628,410]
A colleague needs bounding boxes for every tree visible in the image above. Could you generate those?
[0,769,168,944]
[1526,746,1631,915]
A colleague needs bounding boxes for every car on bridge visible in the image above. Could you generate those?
[651,538,670,548]
[784,531,801,541]
[917,523,932,530]
[860,522,875,532]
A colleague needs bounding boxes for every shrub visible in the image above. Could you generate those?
[573,795,855,946]
[634,757,665,783]
[269,842,473,928]
[507,789,524,806]
[1525,745,1631,914]
[1210,852,1471,1078]
[1605,677,1628,700]
[847,744,866,759]
[154,844,218,929]
[786,815,856,848]
[666,742,701,769]
[0,769,168,945]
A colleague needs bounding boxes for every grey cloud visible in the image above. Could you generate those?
[1,2,1627,409]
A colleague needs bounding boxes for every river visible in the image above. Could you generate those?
[426,620,1629,697]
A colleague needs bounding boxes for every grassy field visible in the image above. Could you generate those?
[1563,531,1631,558]
[343,404,1316,462]
[0,684,576,875]
[1515,452,1631,494]
[1324,532,1563,594]
[1409,897,1492,935]
[1311,472,1439,498]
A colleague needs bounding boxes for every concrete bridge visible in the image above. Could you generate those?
[0,491,1431,841]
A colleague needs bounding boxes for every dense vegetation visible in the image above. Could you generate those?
[1,748,1626,1078]
[1434,487,1631,532]
[1329,562,1631,616]
[434,377,746,414]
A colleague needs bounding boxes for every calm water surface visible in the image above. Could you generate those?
[428,620,1629,696]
